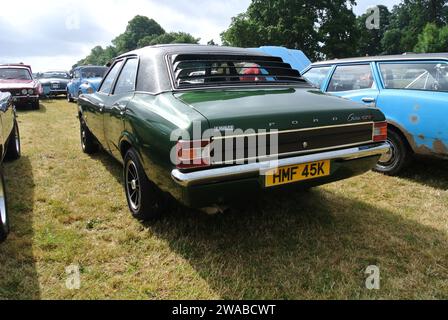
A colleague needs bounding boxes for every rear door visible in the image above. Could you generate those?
[325,64,380,108]
[103,57,139,159]
[376,60,448,156]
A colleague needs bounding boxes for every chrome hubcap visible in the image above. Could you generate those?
[0,177,6,226]
[126,160,141,211]
[378,139,398,168]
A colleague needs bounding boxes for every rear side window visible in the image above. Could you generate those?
[99,61,123,94]
[170,54,306,89]
[303,67,332,88]
[379,62,448,92]
[114,58,138,95]
[328,65,374,92]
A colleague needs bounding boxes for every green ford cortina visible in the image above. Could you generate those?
[78,44,389,220]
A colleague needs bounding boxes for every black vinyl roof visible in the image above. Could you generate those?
[116,44,307,93]
[312,53,448,66]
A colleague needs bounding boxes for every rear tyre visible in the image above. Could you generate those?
[5,120,21,161]
[67,92,74,103]
[0,171,9,243]
[124,148,165,221]
[80,119,99,154]
[32,100,40,110]
[375,129,411,176]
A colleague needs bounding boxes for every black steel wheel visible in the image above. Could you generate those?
[80,119,99,154]
[5,120,21,161]
[124,148,165,221]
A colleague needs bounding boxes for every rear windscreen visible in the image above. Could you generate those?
[170,54,306,89]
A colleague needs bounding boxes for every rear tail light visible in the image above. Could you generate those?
[176,140,211,169]
[373,122,388,142]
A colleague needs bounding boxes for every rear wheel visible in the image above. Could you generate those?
[80,119,99,154]
[124,148,165,221]
[375,129,412,176]
[67,92,74,103]
[5,120,21,161]
[32,100,40,110]
[0,171,9,243]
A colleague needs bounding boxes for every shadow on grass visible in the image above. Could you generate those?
[93,151,448,299]
[0,156,39,299]
[401,157,448,190]
[15,104,47,114]
[145,187,448,299]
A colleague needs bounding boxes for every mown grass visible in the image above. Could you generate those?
[0,98,447,300]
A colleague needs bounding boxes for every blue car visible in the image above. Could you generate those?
[67,66,108,102]
[302,53,448,175]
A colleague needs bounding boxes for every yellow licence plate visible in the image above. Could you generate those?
[265,160,331,187]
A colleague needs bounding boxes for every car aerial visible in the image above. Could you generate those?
[37,71,71,98]
[302,53,448,175]
[78,44,389,220]
[0,92,22,242]
[0,64,42,110]
[67,65,108,102]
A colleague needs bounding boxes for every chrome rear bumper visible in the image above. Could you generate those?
[171,143,389,187]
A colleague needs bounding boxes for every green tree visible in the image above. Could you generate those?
[318,1,359,59]
[356,5,391,56]
[221,1,321,59]
[221,0,359,60]
[383,0,448,54]
[414,23,448,52]
[138,32,199,47]
[74,16,199,68]
[112,16,165,54]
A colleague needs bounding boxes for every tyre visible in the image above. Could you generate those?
[67,92,74,103]
[124,148,165,221]
[32,100,40,110]
[0,171,9,243]
[80,119,99,154]
[5,120,21,161]
[375,129,412,176]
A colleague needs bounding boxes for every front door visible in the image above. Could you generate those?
[325,63,379,108]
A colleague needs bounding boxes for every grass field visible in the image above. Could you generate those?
[0,98,447,300]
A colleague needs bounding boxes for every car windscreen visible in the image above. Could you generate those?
[171,54,307,89]
[0,68,32,80]
[80,67,108,78]
[41,72,70,79]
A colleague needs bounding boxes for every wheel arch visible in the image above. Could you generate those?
[387,120,415,153]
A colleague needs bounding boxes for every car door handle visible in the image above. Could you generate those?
[362,97,376,103]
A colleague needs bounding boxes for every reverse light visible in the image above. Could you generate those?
[373,122,388,142]
[176,140,211,169]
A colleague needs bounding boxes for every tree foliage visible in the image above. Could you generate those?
[221,0,448,59]
[74,16,199,68]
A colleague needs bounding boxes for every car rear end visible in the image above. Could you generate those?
[165,52,389,208]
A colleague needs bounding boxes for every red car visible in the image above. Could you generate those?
[0,64,42,110]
